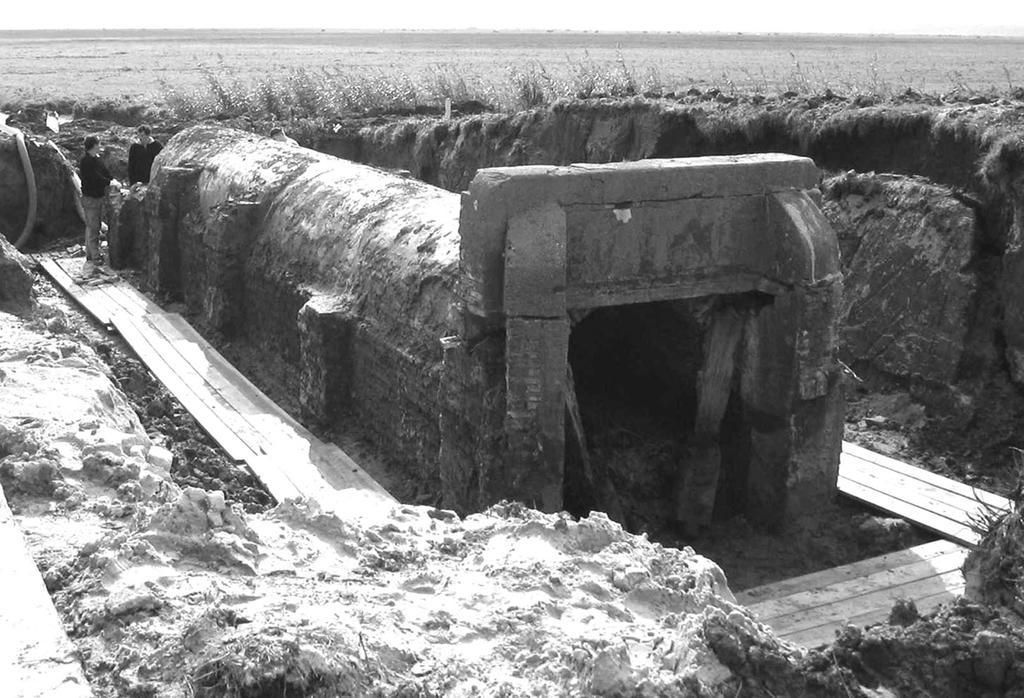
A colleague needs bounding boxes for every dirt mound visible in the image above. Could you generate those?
[0,233,33,308]
[0,130,82,247]
[0,287,766,697]
[965,479,1024,615]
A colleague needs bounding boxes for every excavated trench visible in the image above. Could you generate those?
[8,98,1024,697]
[10,98,1024,585]
[131,128,843,552]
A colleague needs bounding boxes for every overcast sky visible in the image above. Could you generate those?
[4,0,1024,35]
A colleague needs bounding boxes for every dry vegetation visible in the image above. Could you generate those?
[157,56,1024,122]
[4,30,1024,123]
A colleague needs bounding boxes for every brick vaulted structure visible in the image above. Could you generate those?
[133,124,844,532]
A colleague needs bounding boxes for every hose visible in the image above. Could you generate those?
[13,130,38,250]
[5,127,38,250]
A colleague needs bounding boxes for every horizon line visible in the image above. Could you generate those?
[3,27,1024,38]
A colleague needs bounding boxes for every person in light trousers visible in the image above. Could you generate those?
[78,135,119,269]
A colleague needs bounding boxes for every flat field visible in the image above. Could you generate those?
[2,29,1024,108]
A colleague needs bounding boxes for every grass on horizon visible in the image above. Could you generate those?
[153,51,1024,123]
[4,51,1021,124]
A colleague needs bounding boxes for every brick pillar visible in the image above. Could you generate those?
[297,296,355,425]
[146,166,201,295]
[499,202,568,512]
[189,200,260,335]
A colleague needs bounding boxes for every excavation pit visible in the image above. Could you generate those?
[138,125,844,534]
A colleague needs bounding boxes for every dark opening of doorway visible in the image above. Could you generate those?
[564,294,769,535]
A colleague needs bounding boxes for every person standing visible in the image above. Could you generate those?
[79,135,118,268]
[128,124,163,185]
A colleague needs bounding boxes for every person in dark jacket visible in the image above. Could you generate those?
[79,135,118,266]
[128,124,162,185]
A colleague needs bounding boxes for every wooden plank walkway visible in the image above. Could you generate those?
[1,487,94,697]
[743,442,1011,647]
[37,257,120,328]
[839,441,1011,547]
[38,255,395,508]
[114,312,393,501]
[738,539,967,648]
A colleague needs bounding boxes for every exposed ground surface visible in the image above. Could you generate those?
[5,259,1024,698]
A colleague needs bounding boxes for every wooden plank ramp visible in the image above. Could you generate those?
[839,441,1011,547]
[109,311,395,505]
[38,254,395,508]
[738,539,968,648]
[741,442,1011,648]
[37,257,120,328]
[1,486,94,697]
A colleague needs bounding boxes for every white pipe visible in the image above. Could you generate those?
[12,130,38,250]
[0,118,39,250]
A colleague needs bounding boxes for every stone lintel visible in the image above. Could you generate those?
[462,157,831,319]
[503,203,567,318]
[471,154,821,206]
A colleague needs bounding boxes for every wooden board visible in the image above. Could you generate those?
[736,539,962,605]
[146,314,394,501]
[743,539,968,648]
[782,585,964,648]
[841,459,989,535]
[770,569,965,640]
[110,313,259,464]
[0,487,94,697]
[748,547,966,622]
[843,441,1010,511]
[838,475,980,547]
[837,442,1010,548]
[95,281,164,319]
[38,257,118,327]
[842,453,1000,523]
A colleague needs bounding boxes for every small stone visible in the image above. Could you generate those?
[410,661,434,677]
[105,588,163,617]
[117,481,143,502]
[147,446,174,471]
[612,566,649,592]
[207,490,226,511]
[45,316,67,333]
[427,507,458,522]
[591,646,633,695]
